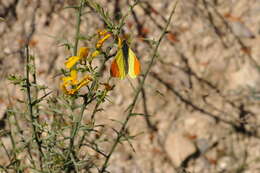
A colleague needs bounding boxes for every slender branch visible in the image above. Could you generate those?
[100,1,179,172]
[65,56,108,172]
[65,97,87,173]
[73,0,84,56]
[25,46,44,170]
[140,86,157,131]
[65,1,85,169]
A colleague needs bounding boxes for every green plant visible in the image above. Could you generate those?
[1,0,178,172]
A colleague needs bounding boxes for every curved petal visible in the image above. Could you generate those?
[96,34,111,48]
[65,56,80,69]
[78,47,89,59]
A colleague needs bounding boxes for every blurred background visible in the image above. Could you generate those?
[1,0,260,172]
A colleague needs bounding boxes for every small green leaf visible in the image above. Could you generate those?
[8,75,26,85]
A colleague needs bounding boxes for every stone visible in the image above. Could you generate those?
[183,112,215,139]
[165,132,197,167]
[227,62,260,91]
[196,138,210,154]
[217,156,235,172]
[230,21,255,38]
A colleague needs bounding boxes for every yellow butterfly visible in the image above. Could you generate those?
[110,37,141,79]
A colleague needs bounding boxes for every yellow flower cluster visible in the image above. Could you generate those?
[89,30,112,62]
[61,29,112,95]
[96,29,111,48]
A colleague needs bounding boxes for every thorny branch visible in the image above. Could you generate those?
[100,1,179,172]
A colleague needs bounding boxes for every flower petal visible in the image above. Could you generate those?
[65,56,80,69]
[91,50,101,57]
[88,50,101,62]
[96,34,111,48]
[68,89,77,95]
[62,76,73,86]
[97,29,108,37]
[75,75,92,91]
[70,70,78,85]
[78,47,89,59]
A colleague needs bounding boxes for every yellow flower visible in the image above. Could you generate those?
[65,56,80,69]
[75,75,92,91]
[65,47,89,69]
[96,33,111,49]
[91,50,101,57]
[97,29,108,36]
[96,29,111,49]
[87,50,101,62]
[78,47,89,59]
[61,70,92,95]
[62,70,78,86]
[70,70,78,85]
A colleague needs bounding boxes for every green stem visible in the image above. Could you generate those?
[66,98,87,162]
[25,46,44,170]
[73,0,84,56]
[100,1,178,172]
[65,0,84,166]
[67,0,84,153]
[7,117,19,171]
[65,59,106,171]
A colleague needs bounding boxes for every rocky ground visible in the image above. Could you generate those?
[1,0,260,172]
